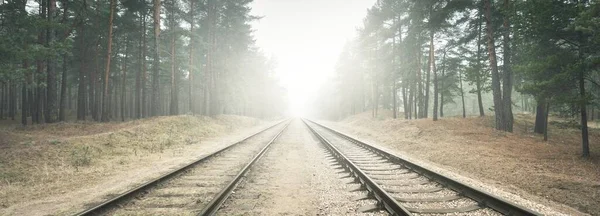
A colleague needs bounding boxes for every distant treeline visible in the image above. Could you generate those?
[0,0,287,124]
[310,0,600,157]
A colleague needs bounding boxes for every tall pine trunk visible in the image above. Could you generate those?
[169,1,178,116]
[205,0,215,116]
[102,0,115,122]
[136,11,147,119]
[430,31,438,121]
[151,0,161,116]
[534,100,546,134]
[459,68,466,118]
[45,0,58,123]
[579,53,590,157]
[544,102,550,141]
[59,54,67,121]
[188,0,195,114]
[89,50,98,121]
[22,61,28,125]
[9,82,15,120]
[417,42,423,119]
[135,32,142,119]
[502,0,513,132]
[402,85,408,119]
[58,0,69,122]
[440,49,447,118]
[121,42,128,121]
[0,83,4,119]
[484,0,504,130]
[142,12,148,118]
[77,24,87,120]
[476,8,485,117]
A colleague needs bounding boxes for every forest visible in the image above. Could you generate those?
[310,0,600,157]
[1,0,599,158]
[1,1,599,215]
[0,0,287,126]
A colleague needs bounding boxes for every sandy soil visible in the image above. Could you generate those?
[0,115,276,216]
[218,120,387,215]
[321,111,599,215]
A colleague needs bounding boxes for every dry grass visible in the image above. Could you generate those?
[0,115,261,212]
[331,111,600,215]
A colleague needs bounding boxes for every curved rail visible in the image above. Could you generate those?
[303,119,541,216]
[198,120,291,215]
[75,119,288,216]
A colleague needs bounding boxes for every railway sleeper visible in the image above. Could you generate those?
[406,204,482,214]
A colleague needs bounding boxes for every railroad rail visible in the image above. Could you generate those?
[75,119,290,216]
[303,119,541,216]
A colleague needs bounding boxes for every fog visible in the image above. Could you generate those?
[251,0,377,116]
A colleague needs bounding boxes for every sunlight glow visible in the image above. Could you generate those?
[250,0,376,117]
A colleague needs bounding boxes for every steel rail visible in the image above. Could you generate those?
[302,119,412,216]
[74,119,289,216]
[198,120,291,216]
[305,119,541,216]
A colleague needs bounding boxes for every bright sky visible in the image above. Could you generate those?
[250,0,377,116]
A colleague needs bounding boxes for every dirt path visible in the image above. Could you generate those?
[218,119,386,215]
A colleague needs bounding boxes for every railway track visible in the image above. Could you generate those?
[303,119,541,216]
[75,119,290,216]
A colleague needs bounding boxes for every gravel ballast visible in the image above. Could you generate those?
[217,120,388,215]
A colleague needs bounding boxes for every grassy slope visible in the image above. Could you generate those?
[0,115,262,213]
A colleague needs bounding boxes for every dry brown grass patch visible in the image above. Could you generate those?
[335,111,600,214]
[0,115,261,210]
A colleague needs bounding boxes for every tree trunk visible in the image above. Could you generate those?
[392,83,397,119]
[58,0,69,122]
[483,0,504,130]
[502,0,513,132]
[579,57,590,157]
[89,51,97,121]
[142,13,148,118]
[151,0,161,117]
[22,62,28,125]
[28,70,34,123]
[544,102,550,141]
[7,83,12,120]
[430,30,438,121]
[121,42,128,121]
[45,0,58,123]
[169,1,178,116]
[59,54,68,121]
[534,100,546,134]
[77,25,86,120]
[417,41,423,119]
[392,23,397,119]
[136,11,146,119]
[402,85,408,119]
[475,11,485,117]
[188,0,195,114]
[0,83,4,120]
[425,49,431,118]
[459,69,466,118]
[68,85,72,110]
[136,29,142,119]
[102,0,115,122]
[440,49,446,118]
[205,0,217,116]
